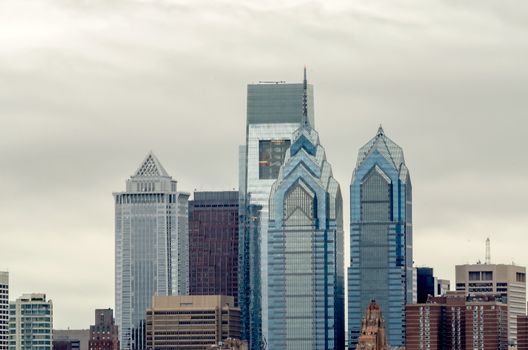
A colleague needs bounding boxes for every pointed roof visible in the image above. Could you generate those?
[356,126,405,170]
[133,152,170,178]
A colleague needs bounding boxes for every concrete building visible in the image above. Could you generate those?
[456,263,526,344]
[145,295,240,350]
[517,315,528,350]
[355,301,389,350]
[348,126,413,348]
[406,292,508,350]
[0,272,8,350]
[89,309,119,350]
[9,293,53,350]
[114,152,190,350]
[238,71,314,348]
[267,70,344,350]
[189,191,239,301]
[53,330,89,350]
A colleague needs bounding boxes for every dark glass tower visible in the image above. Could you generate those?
[348,127,413,347]
[188,191,239,301]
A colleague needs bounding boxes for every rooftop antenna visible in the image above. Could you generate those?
[302,66,309,128]
[485,237,491,265]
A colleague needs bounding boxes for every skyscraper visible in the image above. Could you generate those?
[266,70,344,349]
[9,293,53,350]
[0,272,8,350]
[114,152,189,350]
[188,191,239,301]
[348,127,413,347]
[89,309,119,350]
[239,75,314,347]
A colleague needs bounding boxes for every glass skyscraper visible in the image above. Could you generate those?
[266,72,344,349]
[239,78,314,349]
[348,126,413,348]
[114,152,189,350]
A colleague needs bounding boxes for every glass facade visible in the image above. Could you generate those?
[348,127,413,348]
[239,82,314,348]
[114,153,189,350]
[9,294,53,350]
[268,126,344,350]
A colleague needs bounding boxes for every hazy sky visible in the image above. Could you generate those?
[1,0,528,328]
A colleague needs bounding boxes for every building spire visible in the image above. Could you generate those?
[377,124,384,136]
[302,66,309,128]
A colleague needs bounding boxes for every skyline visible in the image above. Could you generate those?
[1,0,528,330]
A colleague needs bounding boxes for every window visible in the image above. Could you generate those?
[258,140,290,179]
[469,272,480,281]
[517,272,526,283]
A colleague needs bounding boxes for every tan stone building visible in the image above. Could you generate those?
[456,263,526,344]
[146,295,240,350]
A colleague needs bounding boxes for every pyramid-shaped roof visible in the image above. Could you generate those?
[356,126,405,170]
[133,152,170,178]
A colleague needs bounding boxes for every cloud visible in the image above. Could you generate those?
[1,0,528,328]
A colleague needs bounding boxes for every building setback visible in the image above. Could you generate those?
[348,126,413,348]
[456,263,526,344]
[406,292,508,350]
[0,272,8,350]
[238,73,314,348]
[114,152,190,350]
[9,293,53,350]
[89,309,119,350]
[189,191,239,301]
[145,295,240,350]
[267,70,344,349]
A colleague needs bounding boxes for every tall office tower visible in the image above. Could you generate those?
[518,315,528,350]
[145,295,241,350]
[267,70,344,350]
[417,267,435,304]
[9,293,53,350]
[355,301,389,350]
[456,263,526,344]
[406,292,508,350]
[239,74,314,347]
[89,309,119,350]
[114,152,190,350]
[0,272,7,350]
[348,126,413,347]
[189,191,239,301]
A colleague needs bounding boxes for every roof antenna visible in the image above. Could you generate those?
[485,237,491,265]
[302,66,309,127]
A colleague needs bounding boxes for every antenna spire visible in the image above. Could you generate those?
[485,237,491,264]
[302,66,309,127]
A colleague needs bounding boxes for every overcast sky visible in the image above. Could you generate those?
[1,0,528,329]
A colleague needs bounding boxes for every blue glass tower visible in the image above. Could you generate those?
[348,126,413,348]
[267,70,345,350]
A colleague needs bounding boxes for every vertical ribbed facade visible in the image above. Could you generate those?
[114,152,189,350]
[239,81,314,349]
[348,127,413,347]
[189,191,239,301]
[267,126,344,350]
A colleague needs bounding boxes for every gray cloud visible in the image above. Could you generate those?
[1,0,527,328]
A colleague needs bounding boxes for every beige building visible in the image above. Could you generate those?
[456,263,526,344]
[146,295,241,350]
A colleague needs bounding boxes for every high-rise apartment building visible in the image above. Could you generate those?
[517,315,528,350]
[114,152,190,350]
[456,263,526,344]
[266,71,344,349]
[0,272,8,350]
[89,309,119,350]
[9,293,53,350]
[406,292,508,350]
[189,191,239,301]
[239,74,314,348]
[348,126,413,347]
[145,295,241,350]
